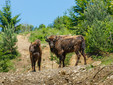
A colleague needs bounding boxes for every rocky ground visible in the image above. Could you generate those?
[0,65,113,85]
[0,34,113,85]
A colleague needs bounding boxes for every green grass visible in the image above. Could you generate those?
[29,27,72,42]
[86,64,95,70]
[50,52,74,66]
[91,54,113,65]
[101,55,113,65]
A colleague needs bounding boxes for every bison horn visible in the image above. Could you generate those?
[45,36,49,42]
[44,36,47,39]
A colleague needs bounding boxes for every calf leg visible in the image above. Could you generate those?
[33,61,36,72]
[38,57,41,71]
[30,55,34,72]
[75,51,81,66]
[32,57,36,72]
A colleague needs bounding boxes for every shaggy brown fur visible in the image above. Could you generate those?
[46,35,86,67]
[29,39,42,72]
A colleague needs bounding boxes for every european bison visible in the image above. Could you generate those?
[29,39,42,72]
[46,35,86,67]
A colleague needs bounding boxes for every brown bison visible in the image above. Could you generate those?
[45,35,86,67]
[29,39,42,72]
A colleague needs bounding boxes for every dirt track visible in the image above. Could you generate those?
[15,34,59,73]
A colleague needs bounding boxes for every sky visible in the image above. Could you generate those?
[0,0,75,27]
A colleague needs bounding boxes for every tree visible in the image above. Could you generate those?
[53,16,72,30]
[0,45,13,72]
[53,16,64,30]
[20,24,34,32]
[0,24,18,72]
[70,0,90,26]
[70,0,113,27]
[84,0,113,54]
[83,0,109,29]
[0,0,21,32]
[2,25,18,58]
[38,24,46,29]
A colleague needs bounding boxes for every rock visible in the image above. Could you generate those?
[92,61,101,66]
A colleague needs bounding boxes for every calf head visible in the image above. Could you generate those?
[45,35,58,48]
[29,40,40,53]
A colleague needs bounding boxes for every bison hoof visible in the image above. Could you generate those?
[84,63,87,65]
[58,66,61,68]
[31,70,36,72]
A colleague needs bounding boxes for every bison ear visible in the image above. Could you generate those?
[54,36,58,41]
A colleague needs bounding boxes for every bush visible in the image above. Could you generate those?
[29,27,72,42]
[85,20,108,54]
[2,26,18,58]
[0,25,18,72]
[0,47,14,72]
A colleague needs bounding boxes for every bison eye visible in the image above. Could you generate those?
[53,39,57,42]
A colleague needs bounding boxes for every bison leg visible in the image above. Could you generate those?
[32,57,36,72]
[30,54,34,72]
[59,56,62,68]
[75,51,81,66]
[62,54,66,67]
[81,49,86,65]
[38,57,41,71]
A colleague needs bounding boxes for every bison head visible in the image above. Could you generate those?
[45,35,58,48]
[29,40,40,53]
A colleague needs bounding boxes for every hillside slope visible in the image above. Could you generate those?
[0,34,113,85]
[14,34,93,73]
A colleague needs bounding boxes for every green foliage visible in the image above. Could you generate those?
[81,0,113,54]
[50,53,59,64]
[53,16,72,30]
[0,0,21,32]
[0,47,13,72]
[29,27,72,42]
[85,21,108,54]
[50,52,73,66]
[2,25,18,58]
[0,25,18,72]
[38,24,46,29]
[84,0,108,28]
[92,54,113,65]
[104,0,113,15]
[70,0,90,26]
[19,24,34,33]
[65,53,73,65]
[91,55,103,60]
[101,56,113,65]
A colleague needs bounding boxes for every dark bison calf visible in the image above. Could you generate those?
[29,39,42,72]
[46,35,86,67]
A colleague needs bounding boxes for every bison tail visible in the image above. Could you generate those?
[81,36,85,50]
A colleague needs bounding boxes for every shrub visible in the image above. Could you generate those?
[0,25,18,72]
[29,27,72,42]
